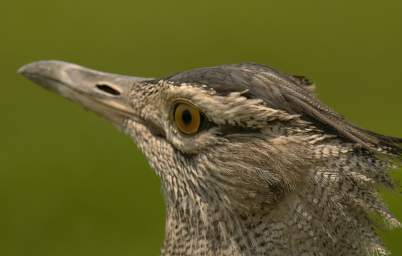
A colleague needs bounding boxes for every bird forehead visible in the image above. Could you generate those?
[163,64,303,116]
[166,65,252,96]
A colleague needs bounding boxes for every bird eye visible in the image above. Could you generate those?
[174,102,202,135]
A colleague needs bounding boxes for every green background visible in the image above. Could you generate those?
[1,1,401,255]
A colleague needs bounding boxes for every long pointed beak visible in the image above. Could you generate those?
[18,60,150,128]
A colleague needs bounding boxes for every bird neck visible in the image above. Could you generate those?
[161,191,296,256]
[160,177,386,256]
[162,199,253,255]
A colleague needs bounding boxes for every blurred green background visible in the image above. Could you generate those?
[1,0,401,255]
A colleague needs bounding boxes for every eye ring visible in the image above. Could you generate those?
[173,101,203,135]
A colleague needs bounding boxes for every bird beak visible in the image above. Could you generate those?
[18,60,149,129]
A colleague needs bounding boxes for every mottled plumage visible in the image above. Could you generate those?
[19,61,401,256]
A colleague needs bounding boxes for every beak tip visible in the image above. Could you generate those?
[18,61,44,79]
[17,61,65,92]
[17,64,29,76]
[18,60,62,77]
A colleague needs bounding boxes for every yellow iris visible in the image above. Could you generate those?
[174,102,202,135]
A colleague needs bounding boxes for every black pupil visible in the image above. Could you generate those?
[181,110,192,125]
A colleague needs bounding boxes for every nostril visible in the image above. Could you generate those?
[95,84,121,96]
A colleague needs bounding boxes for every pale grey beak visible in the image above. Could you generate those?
[18,60,149,128]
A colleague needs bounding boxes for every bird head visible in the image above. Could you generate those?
[19,60,317,213]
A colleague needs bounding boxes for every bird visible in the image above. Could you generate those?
[19,60,401,256]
